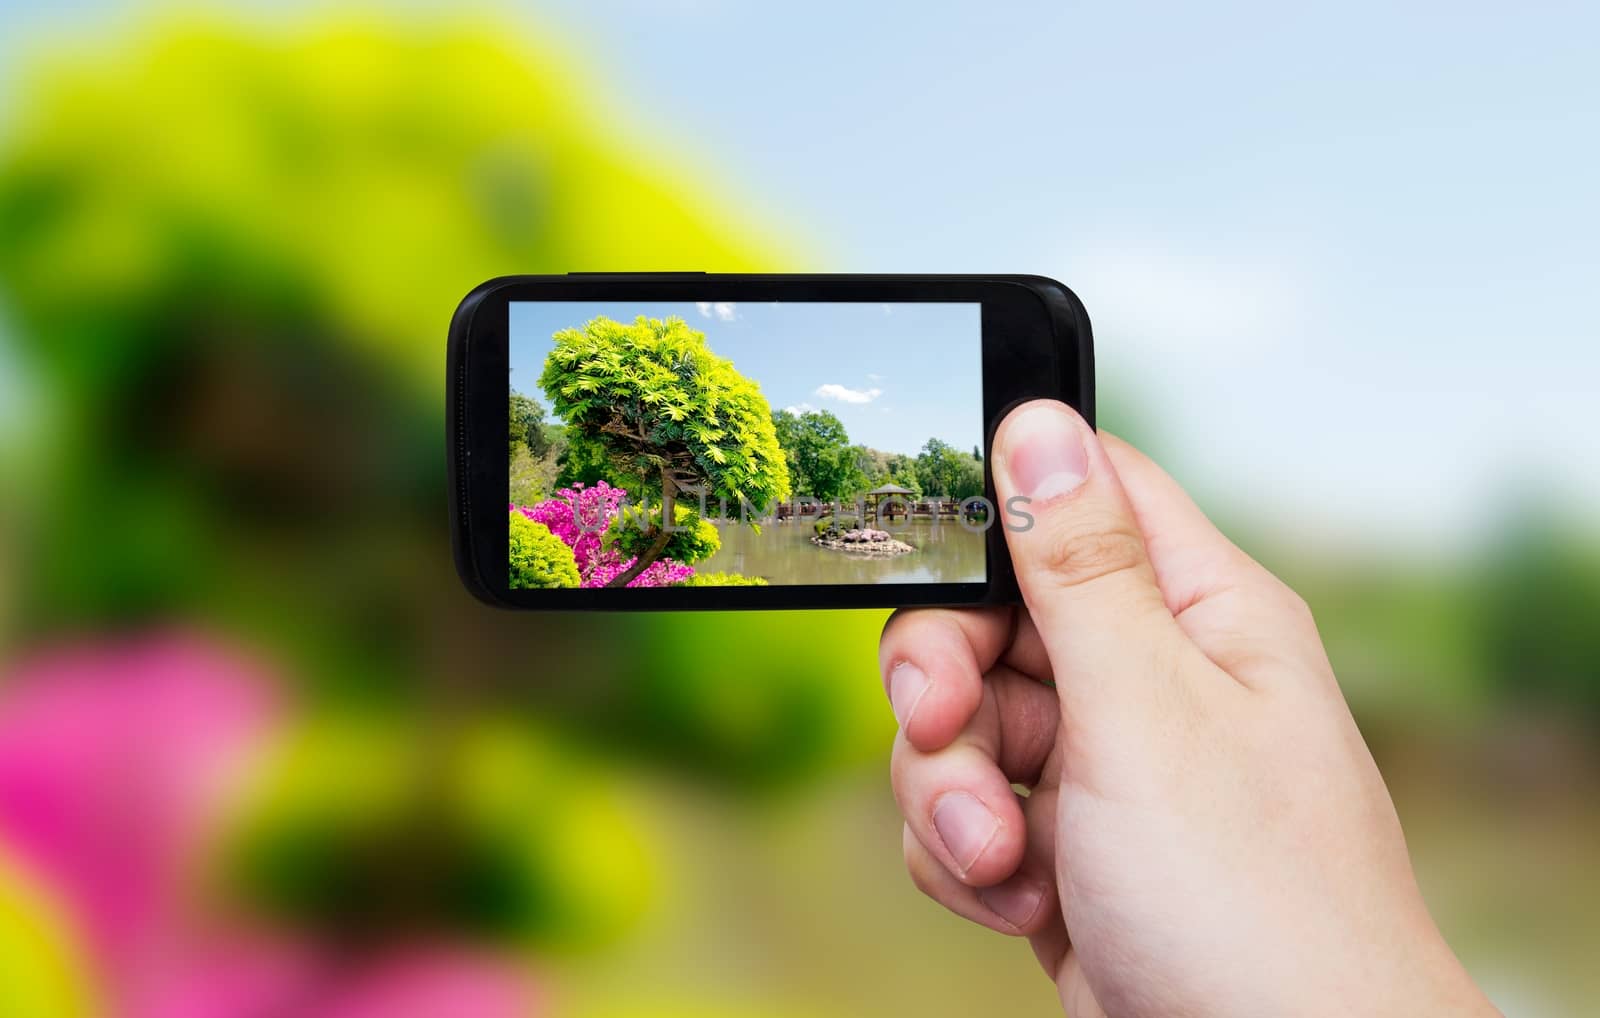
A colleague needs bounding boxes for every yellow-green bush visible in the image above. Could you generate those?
[509,512,580,589]
[0,12,881,796]
[221,714,654,950]
[605,502,721,566]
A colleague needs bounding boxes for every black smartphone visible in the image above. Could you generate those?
[448,273,1093,610]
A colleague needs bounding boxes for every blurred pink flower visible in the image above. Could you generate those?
[0,632,281,977]
[123,939,543,1018]
[123,935,324,1018]
[310,947,541,1018]
[0,634,546,1018]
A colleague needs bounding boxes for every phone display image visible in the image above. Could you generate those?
[508,301,987,589]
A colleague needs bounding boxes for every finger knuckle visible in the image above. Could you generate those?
[1265,578,1320,640]
[1032,513,1148,590]
[1284,588,1317,630]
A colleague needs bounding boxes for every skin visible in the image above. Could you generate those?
[880,400,1501,1018]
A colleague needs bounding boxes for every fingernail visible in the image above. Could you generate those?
[888,661,930,729]
[932,792,1001,874]
[1003,403,1089,502]
[979,880,1047,930]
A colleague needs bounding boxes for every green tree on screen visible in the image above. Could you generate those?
[509,390,553,458]
[771,409,869,502]
[539,315,790,586]
[915,438,984,500]
[883,453,923,499]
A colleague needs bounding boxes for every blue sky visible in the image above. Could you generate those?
[519,0,1600,552]
[510,301,983,456]
[3,1,1595,550]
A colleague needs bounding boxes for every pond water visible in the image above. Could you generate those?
[697,518,986,585]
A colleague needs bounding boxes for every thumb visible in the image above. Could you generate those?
[992,400,1202,721]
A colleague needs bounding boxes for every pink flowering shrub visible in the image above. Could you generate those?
[310,946,541,1018]
[516,482,625,576]
[0,633,280,971]
[513,482,696,588]
[0,633,550,1018]
[585,556,695,588]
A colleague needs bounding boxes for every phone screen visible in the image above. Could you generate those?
[508,301,986,589]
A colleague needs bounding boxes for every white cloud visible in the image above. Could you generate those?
[783,402,817,415]
[867,372,883,382]
[815,383,883,404]
[696,301,737,322]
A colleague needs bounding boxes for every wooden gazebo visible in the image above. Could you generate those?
[864,482,915,524]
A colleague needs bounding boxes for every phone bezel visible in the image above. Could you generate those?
[449,273,1093,610]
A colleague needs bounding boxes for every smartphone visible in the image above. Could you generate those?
[448,273,1093,610]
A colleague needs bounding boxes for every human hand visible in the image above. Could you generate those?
[880,400,1500,1017]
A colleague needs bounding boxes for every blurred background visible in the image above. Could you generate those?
[0,3,1596,1016]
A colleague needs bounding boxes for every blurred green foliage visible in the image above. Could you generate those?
[0,19,771,632]
[0,15,891,974]
[222,714,652,951]
[1477,514,1600,718]
[0,14,889,780]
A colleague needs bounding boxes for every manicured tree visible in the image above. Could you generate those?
[554,430,644,493]
[540,315,790,587]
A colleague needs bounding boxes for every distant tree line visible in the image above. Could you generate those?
[509,388,567,506]
[771,408,984,503]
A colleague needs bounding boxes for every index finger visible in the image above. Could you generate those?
[879,606,1014,752]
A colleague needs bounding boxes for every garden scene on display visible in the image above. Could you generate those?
[508,303,988,587]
